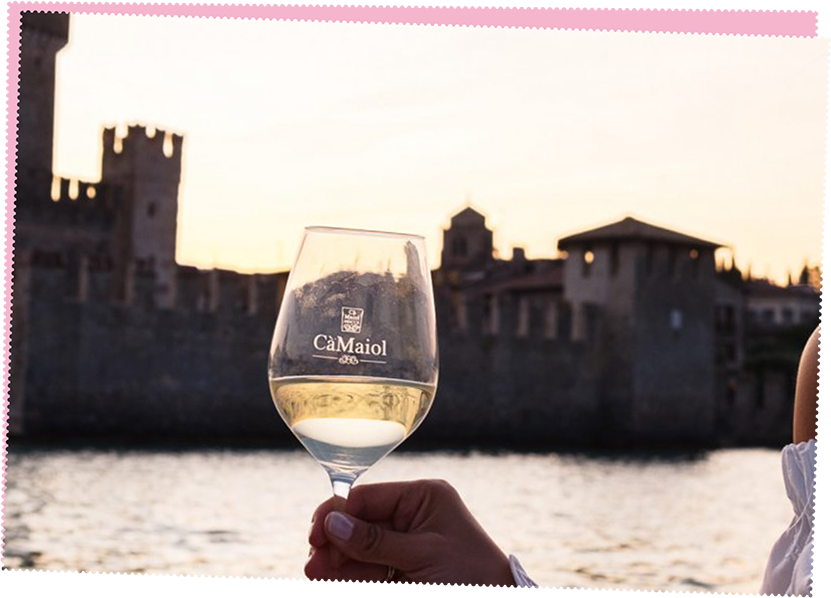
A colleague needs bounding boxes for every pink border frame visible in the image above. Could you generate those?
[0,0,821,569]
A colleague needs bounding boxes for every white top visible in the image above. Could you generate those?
[760,439,816,597]
[508,555,540,598]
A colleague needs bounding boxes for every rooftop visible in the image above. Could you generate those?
[449,207,487,227]
[468,261,564,295]
[557,216,722,249]
[745,279,821,300]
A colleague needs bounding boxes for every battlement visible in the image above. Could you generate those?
[50,176,117,223]
[17,172,119,230]
[50,175,102,202]
[21,250,288,318]
[103,125,184,163]
[175,267,286,317]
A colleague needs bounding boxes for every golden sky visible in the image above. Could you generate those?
[53,15,827,283]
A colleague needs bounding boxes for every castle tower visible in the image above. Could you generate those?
[16,12,70,197]
[558,216,722,443]
[440,207,494,272]
[102,125,183,308]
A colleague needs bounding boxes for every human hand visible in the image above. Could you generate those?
[306,496,413,598]
[305,479,514,586]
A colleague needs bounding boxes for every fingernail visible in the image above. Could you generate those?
[326,512,354,541]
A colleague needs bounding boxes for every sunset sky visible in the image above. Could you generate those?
[52,15,828,283]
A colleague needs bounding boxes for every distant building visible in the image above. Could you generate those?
[441,207,495,275]
[745,280,820,329]
[432,210,725,444]
[9,14,817,447]
[559,217,722,441]
[430,206,817,446]
[10,14,288,438]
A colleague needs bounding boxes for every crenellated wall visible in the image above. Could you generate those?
[9,256,291,439]
[9,254,798,447]
[13,259,604,444]
[426,285,605,446]
[15,174,121,259]
[17,124,186,308]
[19,289,288,440]
[15,254,287,314]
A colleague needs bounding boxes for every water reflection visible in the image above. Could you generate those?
[3,446,790,593]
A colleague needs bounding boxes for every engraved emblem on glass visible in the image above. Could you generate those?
[268,227,439,498]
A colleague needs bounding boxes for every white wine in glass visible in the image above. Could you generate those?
[268,227,439,498]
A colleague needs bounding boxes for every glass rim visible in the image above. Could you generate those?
[304,226,425,240]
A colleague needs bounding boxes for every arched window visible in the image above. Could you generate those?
[582,247,594,278]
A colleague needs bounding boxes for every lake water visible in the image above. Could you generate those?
[2,446,793,593]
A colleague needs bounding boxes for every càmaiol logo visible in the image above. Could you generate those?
[311,306,388,365]
[341,307,364,334]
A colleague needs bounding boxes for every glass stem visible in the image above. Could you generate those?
[331,478,352,499]
[326,467,358,499]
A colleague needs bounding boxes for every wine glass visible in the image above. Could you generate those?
[268,227,439,499]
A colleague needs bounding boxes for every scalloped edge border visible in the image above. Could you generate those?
[19,10,831,39]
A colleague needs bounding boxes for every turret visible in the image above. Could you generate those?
[102,125,183,308]
[440,207,494,273]
[17,12,70,197]
[558,216,722,443]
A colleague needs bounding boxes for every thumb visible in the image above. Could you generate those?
[324,511,433,572]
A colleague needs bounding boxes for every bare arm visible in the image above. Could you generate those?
[793,326,820,444]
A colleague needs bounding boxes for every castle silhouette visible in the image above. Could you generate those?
[9,13,817,447]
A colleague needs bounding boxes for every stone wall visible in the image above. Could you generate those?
[425,333,599,445]
[10,259,799,448]
[427,286,605,446]
[630,246,718,443]
[715,368,794,447]
[19,280,289,441]
[12,261,605,446]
